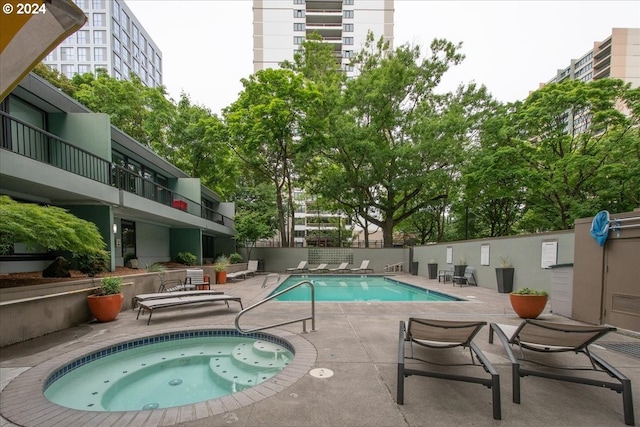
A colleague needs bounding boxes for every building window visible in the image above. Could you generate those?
[294,23,305,31]
[77,47,90,61]
[92,12,106,26]
[344,0,354,4]
[343,37,353,45]
[113,37,121,53]
[294,0,305,4]
[121,220,136,259]
[294,36,305,45]
[75,0,87,9]
[343,10,353,18]
[61,64,75,79]
[113,54,121,70]
[44,51,56,61]
[121,12,130,30]
[76,30,89,44]
[78,64,91,74]
[344,64,354,72]
[294,9,305,18]
[343,23,353,32]
[112,0,120,18]
[93,30,106,44]
[92,0,104,8]
[60,47,75,61]
[94,47,106,61]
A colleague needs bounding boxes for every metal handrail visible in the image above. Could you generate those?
[235,280,315,334]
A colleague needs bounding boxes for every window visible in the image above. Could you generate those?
[93,30,106,44]
[77,47,90,61]
[113,37,121,53]
[344,64,354,72]
[92,13,105,26]
[343,10,353,18]
[76,30,89,44]
[113,54,121,70]
[343,50,353,58]
[75,0,87,9]
[112,0,120,18]
[92,0,104,8]
[132,25,139,44]
[94,47,106,61]
[121,220,136,259]
[122,47,130,62]
[294,9,305,18]
[44,51,56,61]
[78,64,91,74]
[294,36,305,45]
[61,64,75,78]
[121,12,130,30]
[294,0,305,4]
[344,0,354,4]
[294,23,305,31]
[343,23,353,32]
[60,47,75,61]
[95,64,107,72]
[343,37,353,45]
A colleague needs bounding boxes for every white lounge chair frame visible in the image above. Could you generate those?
[227,260,259,281]
[328,262,350,273]
[350,260,373,273]
[136,294,243,325]
[286,261,308,273]
[308,263,329,273]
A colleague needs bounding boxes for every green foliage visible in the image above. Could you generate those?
[98,276,122,295]
[32,64,77,96]
[76,251,110,277]
[145,263,167,273]
[228,253,243,264]
[0,196,106,256]
[214,255,229,272]
[511,287,548,296]
[176,252,197,266]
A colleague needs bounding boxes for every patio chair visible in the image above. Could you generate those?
[350,260,373,273]
[397,318,501,420]
[489,319,635,426]
[453,266,477,286]
[286,260,308,273]
[328,262,350,273]
[227,260,259,281]
[308,263,329,273]
[437,266,454,283]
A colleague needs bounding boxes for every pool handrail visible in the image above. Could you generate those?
[235,280,315,334]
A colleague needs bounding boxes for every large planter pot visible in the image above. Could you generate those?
[427,263,438,280]
[509,294,548,319]
[87,293,124,322]
[495,268,514,293]
[216,271,227,284]
[454,265,467,277]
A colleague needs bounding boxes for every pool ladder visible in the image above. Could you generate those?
[235,280,316,334]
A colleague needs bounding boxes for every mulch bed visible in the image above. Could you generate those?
[0,267,148,289]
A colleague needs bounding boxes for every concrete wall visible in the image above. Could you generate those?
[135,222,171,267]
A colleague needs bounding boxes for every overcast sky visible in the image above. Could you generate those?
[126,0,640,115]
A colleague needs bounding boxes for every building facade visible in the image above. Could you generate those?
[0,73,235,274]
[42,0,162,87]
[253,0,394,77]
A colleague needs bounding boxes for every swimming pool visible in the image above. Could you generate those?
[270,275,462,302]
[44,330,294,411]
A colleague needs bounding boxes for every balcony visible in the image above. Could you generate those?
[0,111,232,226]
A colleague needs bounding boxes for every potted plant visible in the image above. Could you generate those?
[495,256,515,293]
[87,276,124,322]
[427,259,438,280]
[509,287,549,319]
[214,255,229,284]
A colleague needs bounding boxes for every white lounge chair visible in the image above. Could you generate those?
[286,261,308,273]
[227,260,259,281]
[350,260,373,273]
[328,262,350,273]
[308,263,329,273]
[132,290,225,309]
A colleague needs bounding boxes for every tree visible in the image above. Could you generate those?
[309,34,491,247]
[225,68,321,246]
[0,196,106,256]
[233,182,277,259]
[509,78,640,231]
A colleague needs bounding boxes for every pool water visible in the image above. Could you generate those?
[44,335,293,411]
[271,275,462,302]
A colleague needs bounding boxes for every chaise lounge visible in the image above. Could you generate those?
[350,260,373,273]
[136,294,244,325]
[397,318,501,420]
[490,319,635,426]
[286,261,308,273]
[227,260,259,281]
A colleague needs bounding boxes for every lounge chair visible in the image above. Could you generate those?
[489,319,635,426]
[397,318,501,420]
[328,262,350,273]
[136,294,244,325]
[453,266,477,286]
[383,262,403,272]
[286,261,308,273]
[350,260,373,273]
[308,263,329,273]
[227,260,259,281]
[132,290,225,309]
[437,266,454,283]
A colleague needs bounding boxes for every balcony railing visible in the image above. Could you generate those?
[1,110,232,226]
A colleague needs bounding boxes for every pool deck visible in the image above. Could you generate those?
[1,273,639,426]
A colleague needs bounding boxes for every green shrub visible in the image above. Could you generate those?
[76,251,109,277]
[99,276,122,295]
[511,287,548,296]
[176,252,197,266]
[228,253,243,264]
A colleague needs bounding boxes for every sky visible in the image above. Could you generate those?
[126,1,640,115]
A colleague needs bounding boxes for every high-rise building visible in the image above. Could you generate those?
[42,0,162,87]
[544,28,639,88]
[253,0,394,77]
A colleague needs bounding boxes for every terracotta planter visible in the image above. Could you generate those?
[87,293,124,322]
[216,271,227,284]
[509,294,548,319]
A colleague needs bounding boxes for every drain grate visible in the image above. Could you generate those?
[599,343,640,359]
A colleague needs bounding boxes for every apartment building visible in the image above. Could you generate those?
[0,73,235,273]
[42,0,162,87]
[253,0,394,77]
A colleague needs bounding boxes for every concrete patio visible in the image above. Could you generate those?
[1,273,638,426]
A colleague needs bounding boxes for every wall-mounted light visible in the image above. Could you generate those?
[113,223,118,234]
